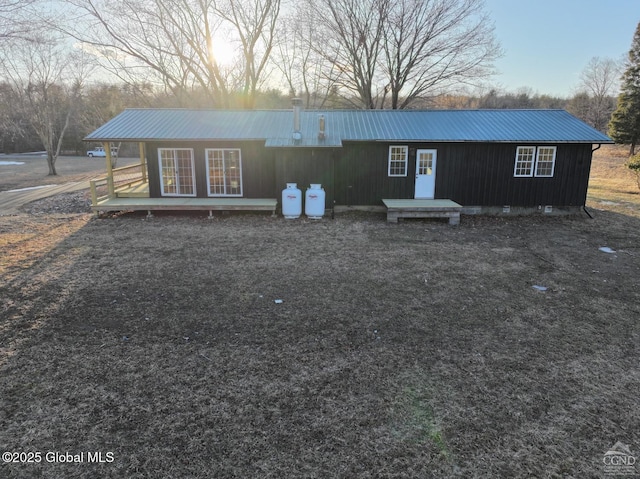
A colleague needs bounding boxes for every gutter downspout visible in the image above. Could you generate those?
[583,143,602,219]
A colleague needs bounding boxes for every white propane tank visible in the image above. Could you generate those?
[305,184,325,219]
[282,183,302,219]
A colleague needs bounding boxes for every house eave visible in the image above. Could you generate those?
[371,139,615,144]
[83,137,269,143]
[85,137,614,145]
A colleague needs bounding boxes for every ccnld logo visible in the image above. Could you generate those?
[603,441,637,476]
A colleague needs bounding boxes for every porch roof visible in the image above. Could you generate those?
[85,108,613,146]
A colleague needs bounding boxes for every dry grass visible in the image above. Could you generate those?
[1,148,639,478]
[588,144,640,217]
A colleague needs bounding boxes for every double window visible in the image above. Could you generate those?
[159,148,196,196]
[206,149,243,197]
[388,146,408,177]
[158,148,244,197]
[514,146,556,177]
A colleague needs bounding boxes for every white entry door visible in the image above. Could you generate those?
[415,149,437,199]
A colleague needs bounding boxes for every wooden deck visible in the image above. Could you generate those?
[382,199,462,225]
[116,181,149,198]
[93,196,278,216]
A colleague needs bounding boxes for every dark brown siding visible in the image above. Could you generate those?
[334,143,416,205]
[145,140,594,207]
[273,148,337,207]
[336,142,594,207]
[434,143,594,207]
[146,141,276,199]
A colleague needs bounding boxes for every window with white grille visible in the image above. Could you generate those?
[388,146,408,177]
[514,146,535,177]
[159,148,196,196]
[535,147,556,177]
[514,146,556,178]
[206,149,243,197]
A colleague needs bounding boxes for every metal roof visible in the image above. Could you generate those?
[85,108,612,145]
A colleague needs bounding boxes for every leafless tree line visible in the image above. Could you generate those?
[0,0,91,174]
[59,0,281,109]
[0,0,623,174]
[0,0,37,40]
[0,34,96,174]
[57,0,500,110]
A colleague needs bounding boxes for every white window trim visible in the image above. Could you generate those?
[205,148,243,197]
[388,145,408,177]
[514,146,535,177]
[158,148,197,197]
[513,146,557,178]
[534,146,557,177]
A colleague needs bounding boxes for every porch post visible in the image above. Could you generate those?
[139,142,147,182]
[104,141,115,198]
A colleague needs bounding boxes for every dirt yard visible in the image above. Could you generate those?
[0,148,639,478]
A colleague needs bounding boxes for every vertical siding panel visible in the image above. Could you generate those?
[488,144,501,205]
[242,141,276,199]
[274,148,337,207]
[506,144,520,206]
[194,144,206,197]
[146,142,160,198]
[146,139,594,208]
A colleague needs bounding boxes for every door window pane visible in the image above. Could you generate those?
[418,153,433,175]
[206,149,243,196]
[159,148,195,196]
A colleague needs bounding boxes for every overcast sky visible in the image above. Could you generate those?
[482,0,638,96]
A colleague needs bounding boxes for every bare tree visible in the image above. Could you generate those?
[304,0,499,109]
[214,0,280,109]
[0,0,38,40]
[570,56,620,131]
[304,0,390,109]
[0,35,90,175]
[60,0,231,107]
[383,0,500,109]
[274,5,341,108]
[0,82,31,152]
[59,0,280,109]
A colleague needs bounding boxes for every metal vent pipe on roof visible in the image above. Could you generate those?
[292,98,302,138]
[318,114,325,140]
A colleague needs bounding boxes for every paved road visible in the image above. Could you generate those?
[0,181,90,215]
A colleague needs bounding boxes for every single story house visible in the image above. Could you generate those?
[85,104,612,220]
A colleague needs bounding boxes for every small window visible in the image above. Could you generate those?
[388,146,408,177]
[535,146,556,177]
[514,146,535,177]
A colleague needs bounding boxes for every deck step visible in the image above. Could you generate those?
[115,181,149,198]
[382,199,462,225]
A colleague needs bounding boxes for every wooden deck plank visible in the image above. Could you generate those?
[382,199,462,209]
[116,182,149,198]
[382,198,462,225]
[93,197,278,214]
